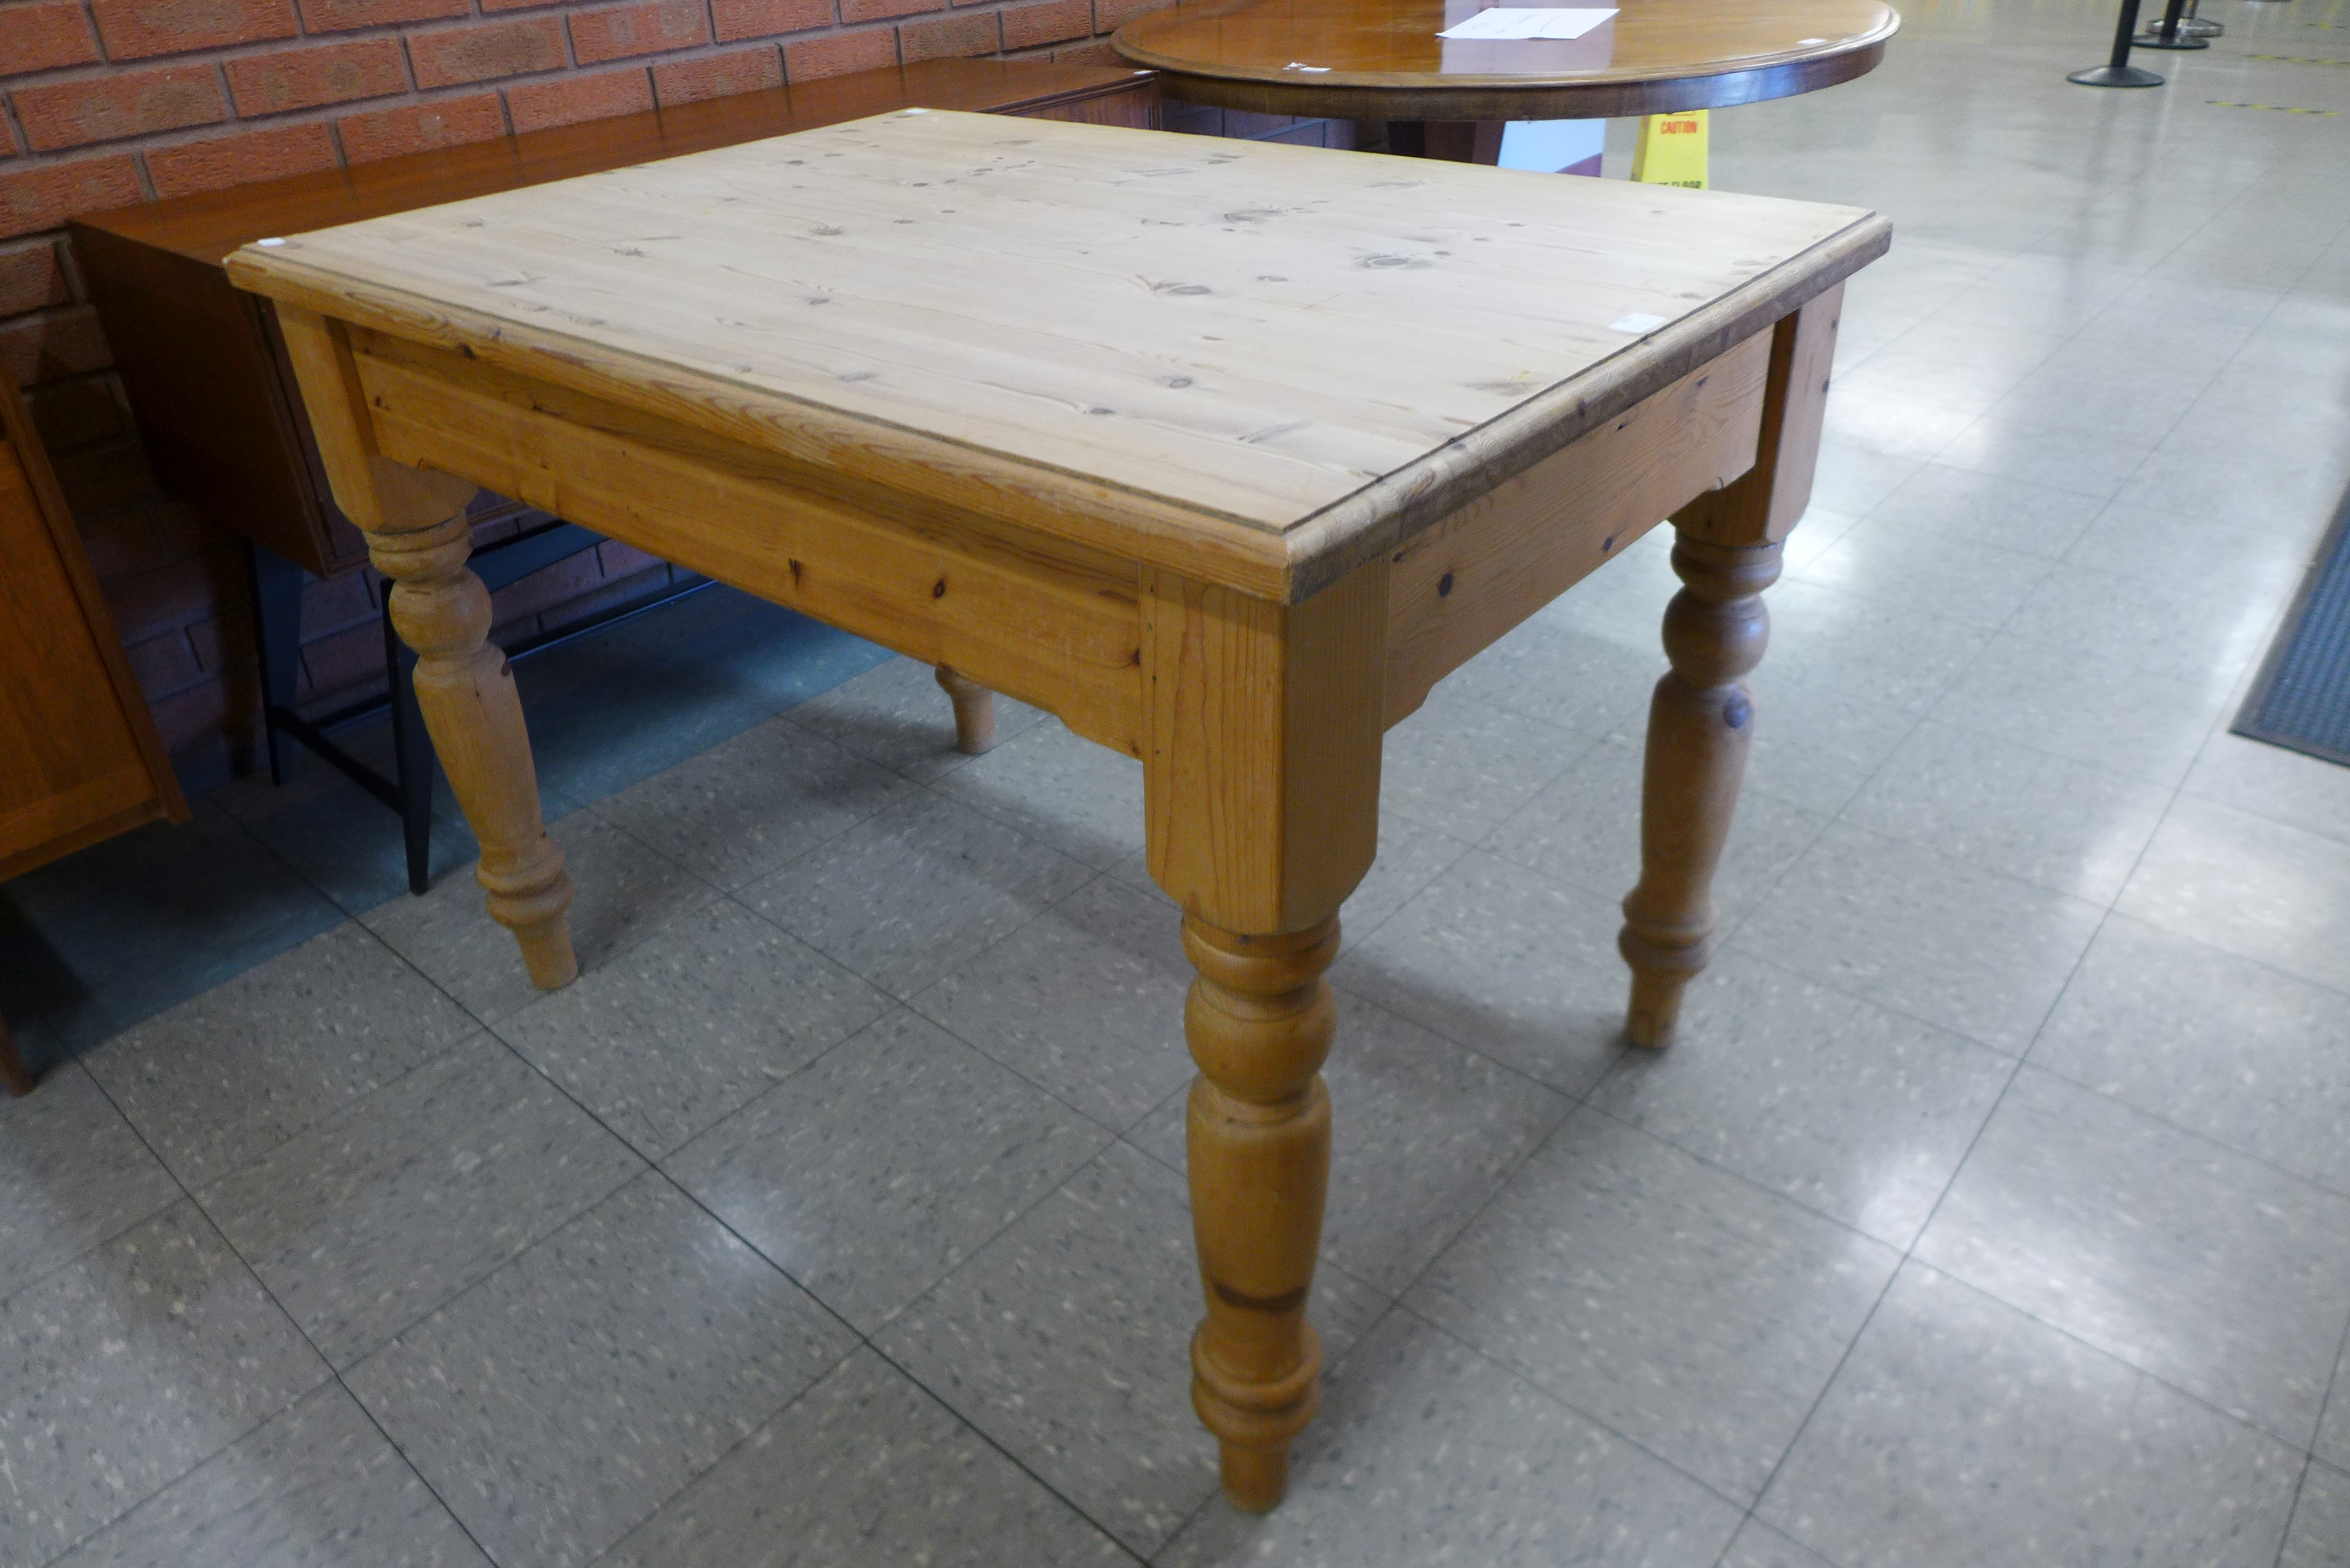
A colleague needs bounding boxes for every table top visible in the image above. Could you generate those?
[227,111,1886,599]
[73,58,1152,269]
[1115,0,1898,121]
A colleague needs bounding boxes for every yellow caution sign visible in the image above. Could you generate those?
[1631,110,1709,189]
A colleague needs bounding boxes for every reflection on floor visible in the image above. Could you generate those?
[5,1,2350,1561]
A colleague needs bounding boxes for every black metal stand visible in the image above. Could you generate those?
[2136,0,2209,49]
[2071,0,2166,82]
[249,519,710,895]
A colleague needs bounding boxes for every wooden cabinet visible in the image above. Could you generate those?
[0,361,187,884]
[1,358,189,1093]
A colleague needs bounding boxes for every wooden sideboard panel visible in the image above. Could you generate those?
[0,365,189,883]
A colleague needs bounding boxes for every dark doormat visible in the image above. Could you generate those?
[2235,478,2350,767]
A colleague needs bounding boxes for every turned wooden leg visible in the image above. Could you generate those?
[274,307,576,992]
[0,1014,35,1097]
[933,664,997,754]
[370,499,577,989]
[1618,533,1781,1048]
[1182,914,1337,1511]
[1141,558,1386,1511]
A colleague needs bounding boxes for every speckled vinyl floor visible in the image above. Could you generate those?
[6,1,2350,1561]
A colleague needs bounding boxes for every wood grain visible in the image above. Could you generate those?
[229,111,1889,601]
[0,361,188,889]
[1672,283,1843,548]
[1116,0,1896,121]
[1142,559,1385,934]
[1383,326,1769,723]
[73,60,1158,581]
[352,332,1147,756]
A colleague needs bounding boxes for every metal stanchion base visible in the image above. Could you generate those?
[2133,27,2209,44]
[2069,62,2167,83]
[2179,16,2222,32]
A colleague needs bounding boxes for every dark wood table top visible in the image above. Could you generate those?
[73,57,1155,268]
[1115,0,1896,121]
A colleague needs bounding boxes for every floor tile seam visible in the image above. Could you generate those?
[1909,676,2213,795]
[1809,775,2144,922]
[1824,729,2190,917]
[2275,1457,2318,1568]
[187,796,350,936]
[1564,1090,1926,1259]
[846,1333,1160,1568]
[556,796,731,908]
[895,980,1173,1142]
[1379,1294,1763,1521]
[666,1079,1106,1344]
[331,1164,874,1561]
[223,1039,657,1374]
[1327,829,1476,950]
[1338,1076,1581,1308]
[858,1170,1242,1561]
[738,821,1103,1008]
[1382,738,1599,856]
[1893,1252,2328,1459]
[1732,1221,1964,1555]
[332,1163,866,1423]
[2275,1313,2350,1567]
[1718,854,2080,1062]
[23,1195,349,1568]
[0,1062,194,1318]
[638,992,887,1169]
[1319,947,1616,1104]
[566,1353,884,1568]
[167,1024,552,1246]
[1785,518,2066,594]
[1703,778,1846,950]
[2011,1047,2350,1213]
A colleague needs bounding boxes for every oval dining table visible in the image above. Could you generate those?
[1115,0,1898,159]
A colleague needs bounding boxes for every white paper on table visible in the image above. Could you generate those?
[1435,7,1616,40]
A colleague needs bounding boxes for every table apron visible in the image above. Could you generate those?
[1382,325,1771,724]
[351,317,1774,760]
[353,335,1149,760]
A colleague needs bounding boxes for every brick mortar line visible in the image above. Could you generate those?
[3,12,1115,167]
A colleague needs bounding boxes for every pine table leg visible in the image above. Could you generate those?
[1619,535,1781,1047]
[273,305,576,992]
[1182,913,1338,1508]
[371,492,577,989]
[933,664,998,754]
[1618,283,1842,1047]
[1141,559,1385,1510]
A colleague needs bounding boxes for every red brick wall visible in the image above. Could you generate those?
[0,0,1338,791]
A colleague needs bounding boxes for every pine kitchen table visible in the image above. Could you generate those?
[227,110,1887,1512]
